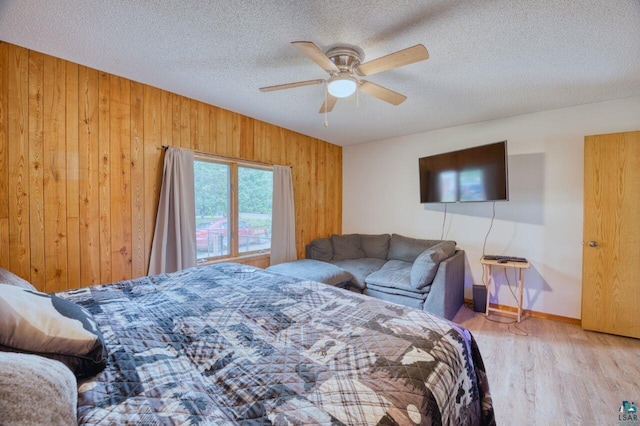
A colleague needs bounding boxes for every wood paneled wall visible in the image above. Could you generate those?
[0,42,342,292]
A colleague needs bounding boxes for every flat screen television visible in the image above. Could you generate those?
[419,141,509,203]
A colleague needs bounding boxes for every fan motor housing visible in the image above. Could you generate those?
[326,46,364,74]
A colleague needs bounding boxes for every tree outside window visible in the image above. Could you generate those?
[194,159,272,260]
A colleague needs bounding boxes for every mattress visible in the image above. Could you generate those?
[58,263,494,425]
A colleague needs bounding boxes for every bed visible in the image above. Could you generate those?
[45,263,493,424]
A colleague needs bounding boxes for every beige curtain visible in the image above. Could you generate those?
[148,147,196,275]
[270,165,297,265]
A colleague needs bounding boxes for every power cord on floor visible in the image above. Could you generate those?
[482,314,529,336]
[511,323,529,336]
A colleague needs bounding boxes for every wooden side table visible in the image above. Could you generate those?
[480,257,530,322]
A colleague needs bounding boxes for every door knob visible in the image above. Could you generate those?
[588,241,598,247]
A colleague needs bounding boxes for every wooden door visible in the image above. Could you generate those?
[582,131,640,338]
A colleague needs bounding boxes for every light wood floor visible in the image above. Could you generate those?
[453,306,640,425]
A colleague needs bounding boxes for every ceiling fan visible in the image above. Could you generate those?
[259,41,429,113]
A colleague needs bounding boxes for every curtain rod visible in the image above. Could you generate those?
[159,145,292,169]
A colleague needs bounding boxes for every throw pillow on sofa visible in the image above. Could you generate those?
[331,234,365,260]
[410,241,456,290]
[308,238,333,262]
[388,234,443,263]
[361,234,390,259]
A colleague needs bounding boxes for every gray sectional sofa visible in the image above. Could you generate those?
[268,233,465,320]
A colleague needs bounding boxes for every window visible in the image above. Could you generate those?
[194,157,273,261]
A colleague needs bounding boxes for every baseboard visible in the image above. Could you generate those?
[463,298,581,325]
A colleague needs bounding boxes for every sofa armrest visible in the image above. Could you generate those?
[423,249,465,320]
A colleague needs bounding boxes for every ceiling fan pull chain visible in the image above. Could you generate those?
[324,83,329,127]
[356,83,359,108]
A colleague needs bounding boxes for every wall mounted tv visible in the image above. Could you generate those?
[419,141,509,203]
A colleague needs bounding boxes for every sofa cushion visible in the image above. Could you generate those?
[0,284,108,378]
[0,267,36,291]
[361,234,390,260]
[331,234,365,260]
[366,282,431,299]
[410,241,457,290]
[267,259,352,286]
[308,238,333,262]
[388,234,444,263]
[365,260,431,294]
[363,288,425,310]
[330,258,387,290]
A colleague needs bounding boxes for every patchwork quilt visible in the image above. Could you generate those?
[59,263,494,425]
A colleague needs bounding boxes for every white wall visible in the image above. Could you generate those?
[342,96,640,319]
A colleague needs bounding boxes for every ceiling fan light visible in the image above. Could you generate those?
[327,75,357,98]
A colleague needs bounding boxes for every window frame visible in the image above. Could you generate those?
[194,153,273,263]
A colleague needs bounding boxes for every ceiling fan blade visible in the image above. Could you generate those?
[291,41,340,73]
[357,44,429,76]
[359,81,407,105]
[259,79,325,92]
[319,94,338,113]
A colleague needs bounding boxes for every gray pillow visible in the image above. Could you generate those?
[0,352,77,425]
[0,267,36,291]
[410,241,456,290]
[361,234,390,259]
[388,234,444,263]
[0,284,108,378]
[331,234,365,260]
[308,238,333,261]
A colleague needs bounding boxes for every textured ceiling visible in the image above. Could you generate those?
[1,0,640,146]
